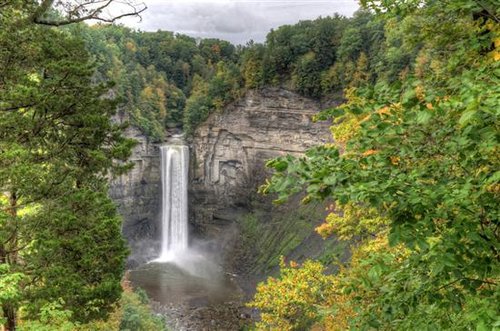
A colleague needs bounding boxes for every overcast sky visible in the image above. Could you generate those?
[118,0,359,45]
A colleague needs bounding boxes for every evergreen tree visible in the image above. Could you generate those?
[0,2,135,329]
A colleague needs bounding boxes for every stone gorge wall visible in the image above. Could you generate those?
[109,123,161,265]
[189,88,334,235]
[110,89,335,264]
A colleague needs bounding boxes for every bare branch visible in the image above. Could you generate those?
[32,0,147,27]
[0,103,38,112]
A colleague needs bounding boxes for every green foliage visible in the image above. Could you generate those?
[241,43,265,89]
[208,61,242,109]
[67,10,392,137]
[238,11,386,99]
[264,16,345,78]
[25,188,127,322]
[118,288,166,331]
[18,301,77,331]
[292,52,322,98]
[183,62,243,134]
[0,264,24,326]
[257,1,500,329]
[236,202,333,275]
[0,2,133,329]
[248,258,336,331]
[337,27,363,60]
[76,25,243,138]
[199,38,236,64]
[182,75,212,135]
[18,286,168,331]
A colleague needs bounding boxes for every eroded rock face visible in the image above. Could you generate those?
[190,88,334,234]
[109,122,161,265]
[110,88,336,265]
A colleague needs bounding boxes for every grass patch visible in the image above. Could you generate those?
[237,202,329,275]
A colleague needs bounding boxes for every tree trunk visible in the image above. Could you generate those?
[2,305,16,331]
[7,192,17,264]
[2,191,18,330]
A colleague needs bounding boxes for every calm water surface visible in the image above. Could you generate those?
[129,256,241,307]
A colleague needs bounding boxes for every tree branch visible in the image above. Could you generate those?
[0,103,38,112]
[32,0,147,27]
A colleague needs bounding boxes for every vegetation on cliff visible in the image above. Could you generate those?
[73,9,389,139]
[251,0,499,330]
[75,24,243,138]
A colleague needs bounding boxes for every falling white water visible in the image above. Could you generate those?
[157,144,189,261]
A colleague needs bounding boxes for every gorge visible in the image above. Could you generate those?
[128,139,243,330]
[110,88,336,264]
[109,87,338,328]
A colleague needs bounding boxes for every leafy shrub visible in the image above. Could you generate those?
[118,288,166,331]
[248,258,336,331]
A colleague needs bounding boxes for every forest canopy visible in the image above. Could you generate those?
[252,0,499,330]
[75,9,387,140]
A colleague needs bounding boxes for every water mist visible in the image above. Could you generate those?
[152,141,224,281]
[131,141,240,309]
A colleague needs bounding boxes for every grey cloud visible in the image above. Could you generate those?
[120,0,359,44]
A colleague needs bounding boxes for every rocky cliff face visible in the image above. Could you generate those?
[109,123,161,265]
[110,88,336,266]
[189,88,334,235]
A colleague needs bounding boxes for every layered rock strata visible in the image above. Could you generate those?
[110,88,336,264]
[109,123,161,265]
[190,88,334,234]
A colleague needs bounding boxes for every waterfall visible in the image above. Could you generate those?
[158,144,189,261]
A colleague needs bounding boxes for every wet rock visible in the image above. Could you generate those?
[155,301,252,331]
[109,113,162,265]
[190,88,335,235]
